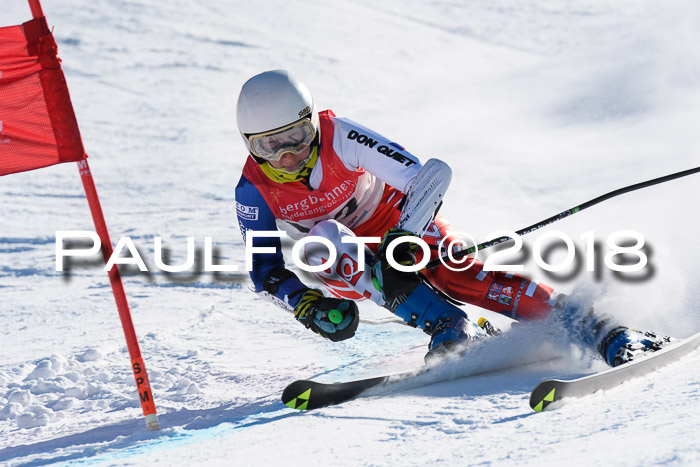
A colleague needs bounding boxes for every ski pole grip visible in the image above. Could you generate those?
[328,309,343,324]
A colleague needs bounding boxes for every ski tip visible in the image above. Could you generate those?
[529,385,557,412]
[282,381,314,411]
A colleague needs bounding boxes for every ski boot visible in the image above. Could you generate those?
[425,311,473,362]
[391,283,484,362]
[551,294,671,367]
[391,284,486,363]
[425,316,501,362]
[598,327,671,367]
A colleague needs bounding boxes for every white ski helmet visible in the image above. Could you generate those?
[236,70,320,162]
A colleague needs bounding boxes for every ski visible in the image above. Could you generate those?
[282,373,398,410]
[282,316,511,410]
[530,330,700,412]
[282,353,556,411]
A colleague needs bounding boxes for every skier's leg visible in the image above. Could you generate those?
[303,219,384,305]
[424,260,558,320]
[420,216,669,366]
[420,215,558,321]
[371,227,486,360]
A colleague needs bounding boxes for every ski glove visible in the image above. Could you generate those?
[294,289,359,342]
[371,227,422,311]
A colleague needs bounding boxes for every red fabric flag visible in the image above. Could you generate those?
[0,16,86,176]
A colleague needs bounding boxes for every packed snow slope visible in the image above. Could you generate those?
[2,0,700,465]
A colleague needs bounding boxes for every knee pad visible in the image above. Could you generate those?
[303,220,384,305]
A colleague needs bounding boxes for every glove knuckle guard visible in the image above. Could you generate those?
[294,290,359,341]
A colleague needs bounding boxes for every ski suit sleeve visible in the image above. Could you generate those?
[330,117,423,194]
[235,174,309,308]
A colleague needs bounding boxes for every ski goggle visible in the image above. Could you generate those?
[247,118,316,162]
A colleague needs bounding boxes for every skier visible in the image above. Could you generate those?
[234,69,666,366]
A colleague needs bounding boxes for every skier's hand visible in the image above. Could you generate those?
[294,289,359,342]
[371,227,422,309]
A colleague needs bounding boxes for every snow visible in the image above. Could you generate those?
[2,0,700,465]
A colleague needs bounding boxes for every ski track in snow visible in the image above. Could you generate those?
[2,0,700,465]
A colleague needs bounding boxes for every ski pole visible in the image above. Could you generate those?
[360,317,406,326]
[425,166,700,270]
